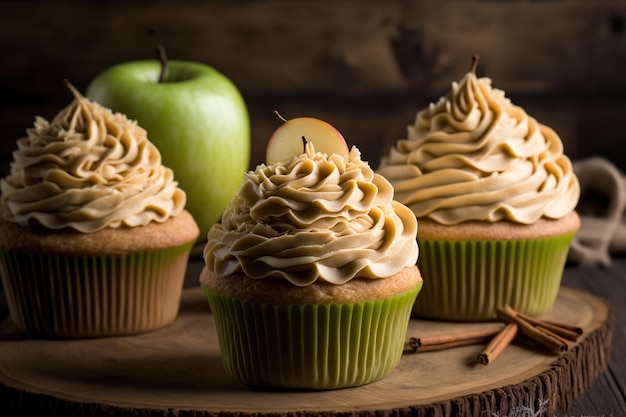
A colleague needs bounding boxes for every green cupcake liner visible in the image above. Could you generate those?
[0,241,194,338]
[203,282,421,390]
[413,232,576,321]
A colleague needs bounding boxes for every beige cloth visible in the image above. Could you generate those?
[569,157,626,266]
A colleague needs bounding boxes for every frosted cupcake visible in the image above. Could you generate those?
[377,57,580,321]
[201,115,422,390]
[0,81,200,338]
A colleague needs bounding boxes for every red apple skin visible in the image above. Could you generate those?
[266,117,349,164]
[86,60,250,240]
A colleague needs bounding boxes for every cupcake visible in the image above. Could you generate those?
[201,115,422,390]
[377,56,580,321]
[0,81,200,338]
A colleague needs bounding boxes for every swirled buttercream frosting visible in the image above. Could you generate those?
[0,82,186,233]
[377,66,580,225]
[204,142,419,286]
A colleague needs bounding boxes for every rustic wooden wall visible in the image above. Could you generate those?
[1,0,626,176]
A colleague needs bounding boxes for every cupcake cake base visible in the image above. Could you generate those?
[413,211,581,321]
[200,266,423,390]
[0,210,199,338]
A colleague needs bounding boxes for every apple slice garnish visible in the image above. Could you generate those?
[266,111,350,164]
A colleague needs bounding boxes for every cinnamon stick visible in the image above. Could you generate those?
[478,323,518,365]
[408,325,503,353]
[496,306,568,353]
[516,311,582,341]
[535,326,571,347]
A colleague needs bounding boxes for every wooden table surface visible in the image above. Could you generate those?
[1,254,625,416]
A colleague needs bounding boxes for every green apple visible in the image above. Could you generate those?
[266,112,349,164]
[86,59,250,240]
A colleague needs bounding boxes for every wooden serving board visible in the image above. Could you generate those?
[0,287,614,417]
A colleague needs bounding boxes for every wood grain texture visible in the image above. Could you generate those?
[1,0,626,174]
[1,0,625,96]
[0,286,613,416]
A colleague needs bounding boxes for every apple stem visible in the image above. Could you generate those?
[470,54,480,74]
[301,136,308,152]
[273,110,288,124]
[156,43,168,83]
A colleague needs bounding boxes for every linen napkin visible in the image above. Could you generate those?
[569,157,626,266]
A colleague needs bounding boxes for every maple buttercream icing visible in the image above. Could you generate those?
[0,83,185,233]
[204,142,419,286]
[377,69,580,225]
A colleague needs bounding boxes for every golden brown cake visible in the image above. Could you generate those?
[377,57,580,321]
[201,264,421,306]
[417,211,580,242]
[0,82,199,338]
[0,210,198,256]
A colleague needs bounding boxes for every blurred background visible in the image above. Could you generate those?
[1,0,626,175]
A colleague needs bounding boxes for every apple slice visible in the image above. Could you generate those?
[266,112,350,164]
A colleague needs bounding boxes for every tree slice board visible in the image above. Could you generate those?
[0,286,614,417]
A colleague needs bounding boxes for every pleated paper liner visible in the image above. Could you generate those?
[203,283,421,390]
[413,232,576,321]
[0,241,194,338]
